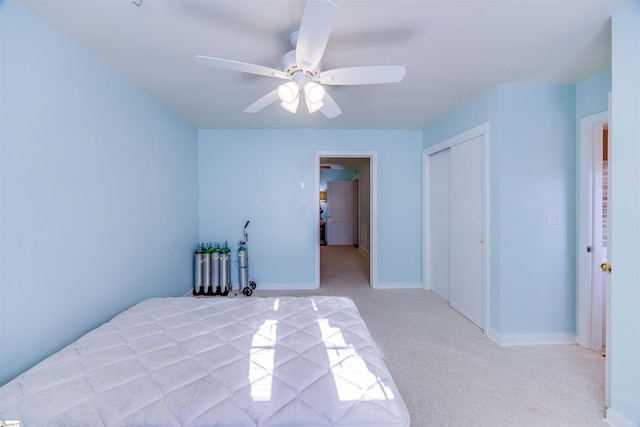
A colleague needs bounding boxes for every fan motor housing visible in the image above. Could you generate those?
[281,50,319,84]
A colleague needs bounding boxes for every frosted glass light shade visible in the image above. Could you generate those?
[280,98,299,113]
[304,82,325,104]
[305,98,324,113]
[278,82,299,103]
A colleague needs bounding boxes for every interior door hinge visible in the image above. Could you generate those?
[587,246,593,253]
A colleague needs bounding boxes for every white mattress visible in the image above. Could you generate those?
[0,296,410,426]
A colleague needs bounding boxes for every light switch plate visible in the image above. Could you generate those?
[547,211,560,225]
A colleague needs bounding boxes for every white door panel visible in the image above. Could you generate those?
[327,180,353,245]
[449,135,484,328]
[430,149,451,301]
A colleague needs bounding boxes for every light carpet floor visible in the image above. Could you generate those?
[253,245,606,427]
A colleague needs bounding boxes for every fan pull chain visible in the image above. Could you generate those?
[300,104,306,189]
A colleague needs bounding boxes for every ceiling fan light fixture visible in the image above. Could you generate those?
[278,81,299,104]
[305,98,324,114]
[280,97,300,113]
[304,81,325,104]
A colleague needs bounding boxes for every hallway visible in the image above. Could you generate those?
[320,244,370,289]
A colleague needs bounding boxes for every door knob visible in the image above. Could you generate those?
[600,263,612,273]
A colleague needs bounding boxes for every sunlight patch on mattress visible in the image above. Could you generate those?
[317,319,396,402]
[249,319,278,401]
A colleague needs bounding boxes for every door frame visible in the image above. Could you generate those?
[315,151,377,287]
[352,179,359,246]
[577,110,608,350]
[422,123,489,331]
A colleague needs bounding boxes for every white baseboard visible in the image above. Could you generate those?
[488,329,577,346]
[605,408,638,427]
[358,245,370,258]
[486,328,501,345]
[373,282,423,289]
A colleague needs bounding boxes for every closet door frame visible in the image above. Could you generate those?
[422,123,490,332]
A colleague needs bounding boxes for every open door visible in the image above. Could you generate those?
[578,111,609,352]
[578,106,611,409]
[604,93,611,409]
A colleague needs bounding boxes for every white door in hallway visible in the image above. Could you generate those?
[327,180,353,245]
[449,135,484,328]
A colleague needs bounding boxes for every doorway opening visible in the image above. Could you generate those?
[315,152,377,288]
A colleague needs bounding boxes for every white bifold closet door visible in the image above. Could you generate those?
[449,136,484,328]
[430,135,484,329]
[430,149,451,302]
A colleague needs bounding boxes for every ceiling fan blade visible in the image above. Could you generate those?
[320,92,342,118]
[244,89,280,113]
[318,65,406,85]
[194,55,288,80]
[296,0,337,71]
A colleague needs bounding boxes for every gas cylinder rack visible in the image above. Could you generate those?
[194,242,231,296]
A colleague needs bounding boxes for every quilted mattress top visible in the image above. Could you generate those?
[0,296,410,426]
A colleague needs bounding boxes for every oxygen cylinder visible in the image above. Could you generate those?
[238,242,248,290]
[201,243,211,294]
[193,243,203,295]
[219,241,231,294]
[210,243,220,295]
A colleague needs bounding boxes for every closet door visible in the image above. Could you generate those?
[449,135,484,328]
[430,149,451,301]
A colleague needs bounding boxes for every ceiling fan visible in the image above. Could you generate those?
[193,0,406,119]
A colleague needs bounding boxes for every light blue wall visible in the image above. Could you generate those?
[423,84,577,337]
[498,84,576,334]
[320,167,355,189]
[423,87,501,146]
[199,129,423,288]
[576,70,611,118]
[609,1,640,424]
[0,1,199,385]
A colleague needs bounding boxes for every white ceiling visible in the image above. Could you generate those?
[21,0,631,130]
